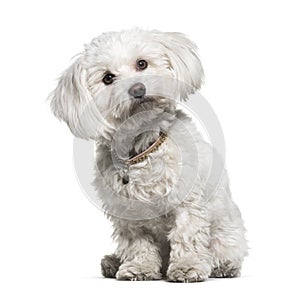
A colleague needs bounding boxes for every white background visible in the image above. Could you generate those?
[0,0,300,292]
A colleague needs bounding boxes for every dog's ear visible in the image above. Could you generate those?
[155,32,204,100]
[50,57,101,139]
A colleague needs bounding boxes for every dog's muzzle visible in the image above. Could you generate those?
[128,82,146,99]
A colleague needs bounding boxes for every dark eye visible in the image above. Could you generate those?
[102,73,115,85]
[136,59,148,70]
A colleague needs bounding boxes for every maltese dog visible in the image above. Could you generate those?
[50,28,247,282]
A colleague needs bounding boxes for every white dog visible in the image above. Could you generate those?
[50,28,247,282]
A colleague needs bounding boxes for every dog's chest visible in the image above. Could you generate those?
[122,138,180,199]
[96,134,182,202]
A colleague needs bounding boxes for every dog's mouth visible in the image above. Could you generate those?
[135,95,154,103]
[127,95,176,121]
[129,95,165,114]
[134,95,145,100]
[107,95,176,123]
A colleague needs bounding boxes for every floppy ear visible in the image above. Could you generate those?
[50,57,102,139]
[155,32,204,100]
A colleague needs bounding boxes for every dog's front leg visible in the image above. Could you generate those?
[167,206,212,282]
[115,226,162,281]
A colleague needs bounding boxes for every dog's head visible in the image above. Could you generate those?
[50,28,204,139]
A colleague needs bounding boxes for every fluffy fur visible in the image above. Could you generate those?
[50,28,248,282]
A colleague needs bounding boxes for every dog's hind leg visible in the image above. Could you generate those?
[101,254,121,278]
[209,198,248,278]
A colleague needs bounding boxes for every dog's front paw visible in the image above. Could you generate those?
[116,262,162,281]
[210,261,241,278]
[167,261,210,282]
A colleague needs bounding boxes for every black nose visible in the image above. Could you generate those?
[128,82,146,98]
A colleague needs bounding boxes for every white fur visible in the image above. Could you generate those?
[50,28,248,282]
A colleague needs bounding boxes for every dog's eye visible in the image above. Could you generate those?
[136,59,148,71]
[102,73,115,85]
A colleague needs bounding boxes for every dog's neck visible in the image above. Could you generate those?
[128,130,161,158]
[97,107,177,161]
